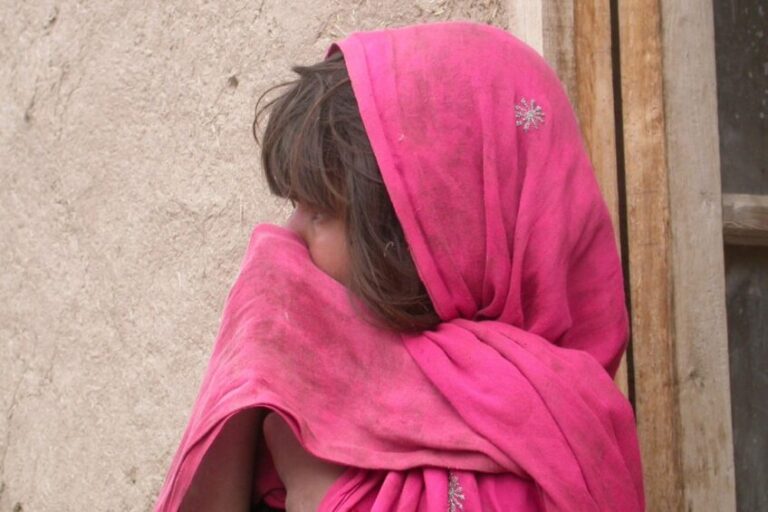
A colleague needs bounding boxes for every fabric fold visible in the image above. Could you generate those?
[154,224,642,511]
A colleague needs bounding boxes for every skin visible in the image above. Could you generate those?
[180,408,265,512]
[262,413,346,512]
[283,200,351,286]
[270,200,349,509]
[180,200,349,512]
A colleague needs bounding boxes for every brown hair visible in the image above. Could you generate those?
[252,51,440,332]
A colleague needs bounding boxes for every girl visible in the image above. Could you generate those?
[156,21,644,511]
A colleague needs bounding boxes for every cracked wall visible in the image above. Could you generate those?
[0,1,507,510]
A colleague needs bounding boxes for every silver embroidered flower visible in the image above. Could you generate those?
[515,97,545,131]
[448,471,465,512]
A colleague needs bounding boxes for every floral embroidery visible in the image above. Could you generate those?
[515,97,545,131]
[448,471,465,511]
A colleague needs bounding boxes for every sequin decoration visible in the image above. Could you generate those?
[515,97,545,131]
[448,471,465,512]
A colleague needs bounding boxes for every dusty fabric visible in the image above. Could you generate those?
[155,21,644,511]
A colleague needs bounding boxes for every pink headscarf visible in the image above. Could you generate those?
[155,21,644,511]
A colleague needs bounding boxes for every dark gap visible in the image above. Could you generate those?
[609,0,636,410]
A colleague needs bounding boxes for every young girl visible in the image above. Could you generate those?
[155,21,644,511]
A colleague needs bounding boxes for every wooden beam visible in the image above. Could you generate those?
[573,0,628,395]
[508,1,544,56]
[660,1,736,509]
[617,0,685,509]
[543,2,576,102]
[574,0,618,216]
[723,193,768,246]
[618,0,737,509]
[509,1,576,102]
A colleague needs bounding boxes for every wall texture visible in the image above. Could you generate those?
[0,1,507,510]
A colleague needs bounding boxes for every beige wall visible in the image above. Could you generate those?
[0,1,507,510]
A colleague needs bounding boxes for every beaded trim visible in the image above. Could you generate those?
[515,97,546,131]
[448,471,466,511]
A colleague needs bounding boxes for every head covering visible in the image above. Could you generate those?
[155,21,644,511]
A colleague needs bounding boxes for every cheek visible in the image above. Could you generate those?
[309,227,350,285]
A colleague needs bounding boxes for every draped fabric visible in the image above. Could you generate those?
[155,21,644,511]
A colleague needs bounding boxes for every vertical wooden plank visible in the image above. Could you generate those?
[660,0,736,509]
[508,1,544,55]
[542,2,576,102]
[573,0,628,395]
[509,0,576,103]
[617,0,685,509]
[573,0,619,228]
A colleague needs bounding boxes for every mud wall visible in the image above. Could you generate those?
[0,1,508,510]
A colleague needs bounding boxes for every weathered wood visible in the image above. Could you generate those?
[509,1,576,101]
[574,0,618,219]
[661,1,737,509]
[508,1,544,55]
[573,0,628,395]
[723,193,768,246]
[543,2,576,102]
[724,245,768,512]
[617,0,685,509]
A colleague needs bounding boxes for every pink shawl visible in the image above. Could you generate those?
[155,21,644,511]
